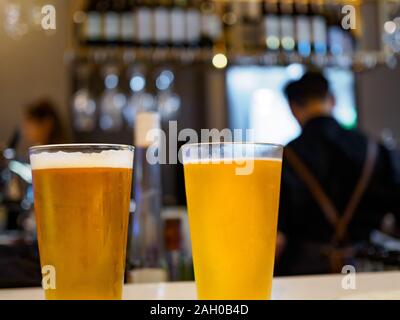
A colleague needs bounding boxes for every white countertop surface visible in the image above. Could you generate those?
[1,272,399,300]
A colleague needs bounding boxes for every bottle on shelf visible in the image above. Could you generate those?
[263,0,280,52]
[326,1,345,57]
[162,208,194,281]
[96,0,112,46]
[136,0,154,47]
[295,0,312,58]
[163,213,182,281]
[185,0,201,48]
[72,64,97,132]
[129,68,167,283]
[310,0,328,56]
[279,0,296,54]
[82,0,104,45]
[200,0,223,49]
[222,0,241,53]
[170,0,187,48]
[241,0,263,52]
[153,0,171,48]
[103,0,124,45]
[121,0,136,46]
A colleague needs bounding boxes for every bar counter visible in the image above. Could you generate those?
[0,272,399,300]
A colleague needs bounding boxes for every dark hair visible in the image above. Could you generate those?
[24,99,67,144]
[284,71,330,107]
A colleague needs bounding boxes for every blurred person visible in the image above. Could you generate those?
[0,99,67,288]
[22,99,67,147]
[275,71,400,275]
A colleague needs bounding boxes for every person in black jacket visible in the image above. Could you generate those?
[275,71,400,275]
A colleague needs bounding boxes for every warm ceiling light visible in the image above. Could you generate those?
[212,53,228,69]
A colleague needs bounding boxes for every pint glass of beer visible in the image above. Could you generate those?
[30,144,134,300]
[182,143,283,300]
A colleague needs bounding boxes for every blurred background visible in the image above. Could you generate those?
[1,0,400,287]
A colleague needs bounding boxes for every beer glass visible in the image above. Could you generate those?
[30,144,134,300]
[182,143,283,300]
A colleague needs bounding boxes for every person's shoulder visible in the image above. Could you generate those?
[284,135,304,153]
[340,126,367,141]
[332,124,368,149]
[285,135,303,152]
[282,138,303,173]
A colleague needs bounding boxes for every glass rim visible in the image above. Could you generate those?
[181,142,284,149]
[29,143,135,153]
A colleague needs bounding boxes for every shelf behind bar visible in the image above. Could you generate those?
[64,46,396,71]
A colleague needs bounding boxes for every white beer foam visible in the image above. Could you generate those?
[30,150,134,170]
[183,157,282,165]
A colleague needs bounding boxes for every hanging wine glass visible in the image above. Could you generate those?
[72,65,97,132]
[155,69,181,120]
[99,65,126,132]
[123,69,147,128]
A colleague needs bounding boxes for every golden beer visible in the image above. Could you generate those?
[183,144,282,300]
[30,145,134,300]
